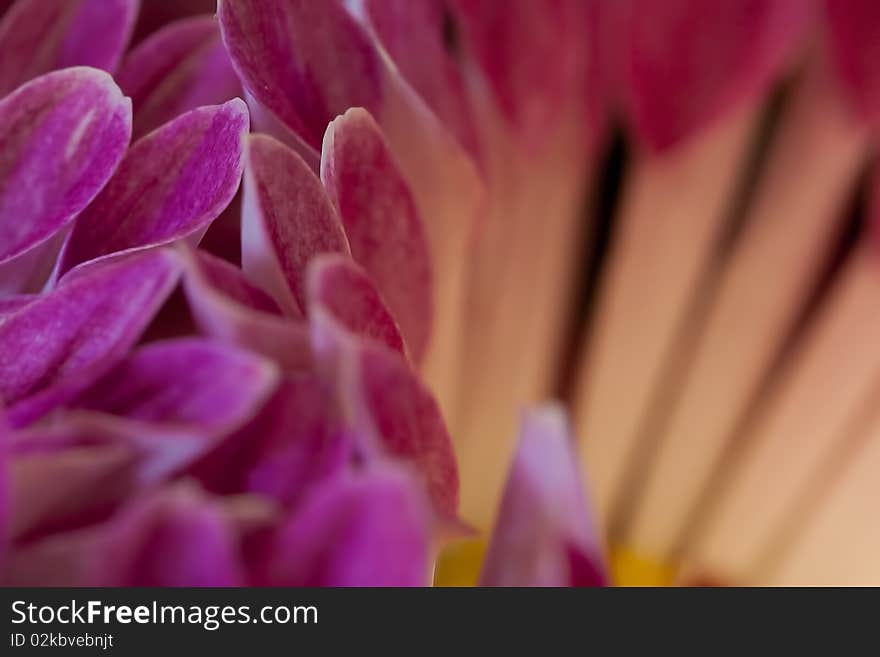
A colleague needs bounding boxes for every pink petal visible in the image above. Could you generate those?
[825,0,880,127]
[611,0,809,152]
[0,67,131,294]
[448,0,595,145]
[218,0,385,152]
[0,0,138,95]
[75,337,279,433]
[254,466,429,586]
[321,108,433,362]
[0,250,182,428]
[480,405,607,586]
[178,246,313,372]
[306,253,406,357]
[87,483,245,586]
[310,310,459,519]
[241,133,350,316]
[362,0,480,159]
[57,99,249,275]
[132,0,216,44]
[117,15,243,139]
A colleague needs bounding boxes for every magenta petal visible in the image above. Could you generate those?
[178,246,313,372]
[0,250,182,428]
[0,67,131,293]
[0,0,138,96]
[825,0,880,127]
[321,109,433,362]
[58,99,249,275]
[88,483,245,586]
[306,254,406,358]
[132,0,215,43]
[218,0,385,152]
[242,133,350,316]
[311,310,458,518]
[480,406,607,587]
[363,0,480,159]
[75,337,279,433]
[118,15,243,139]
[612,0,808,152]
[255,467,429,586]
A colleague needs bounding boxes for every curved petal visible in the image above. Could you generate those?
[57,99,249,275]
[254,466,429,586]
[310,310,458,519]
[306,253,406,357]
[241,133,349,316]
[321,109,432,362]
[480,405,607,587]
[0,67,131,293]
[117,15,242,139]
[825,0,880,127]
[0,250,181,428]
[0,0,138,96]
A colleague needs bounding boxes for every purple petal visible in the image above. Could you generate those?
[241,133,350,316]
[611,0,809,152]
[0,250,181,428]
[57,99,249,275]
[117,15,243,139]
[132,0,216,44]
[87,483,245,586]
[362,0,480,159]
[75,337,279,433]
[0,0,138,96]
[480,406,607,587]
[825,0,880,127]
[306,253,406,357]
[218,0,385,152]
[310,310,459,519]
[321,109,433,362]
[254,466,429,586]
[0,67,131,293]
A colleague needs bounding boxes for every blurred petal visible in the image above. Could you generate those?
[178,247,313,372]
[132,0,215,43]
[88,483,245,586]
[825,0,880,127]
[361,0,480,159]
[254,467,429,586]
[241,134,350,316]
[0,0,138,95]
[306,253,406,357]
[611,0,809,152]
[218,0,384,152]
[0,67,131,293]
[75,338,279,432]
[310,310,458,518]
[117,15,242,139]
[480,405,607,586]
[322,109,432,362]
[58,99,249,275]
[0,250,181,428]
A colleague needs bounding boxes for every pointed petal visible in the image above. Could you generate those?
[0,250,181,428]
[242,133,349,316]
[255,467,429,586]
[611,0,809,152]
[218,0,385,152]
[306,253,406,357]
[825,0,880,127]
[321,109,432,362]
[58,99,249,275]
[0,0,138,95]
[480,405,607,586]
[75,337,279,433]
[117,15,243,139]
[0,67,131,293]
[88,483,245,586]
[310,310,458,518]
[178,246,313,372]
